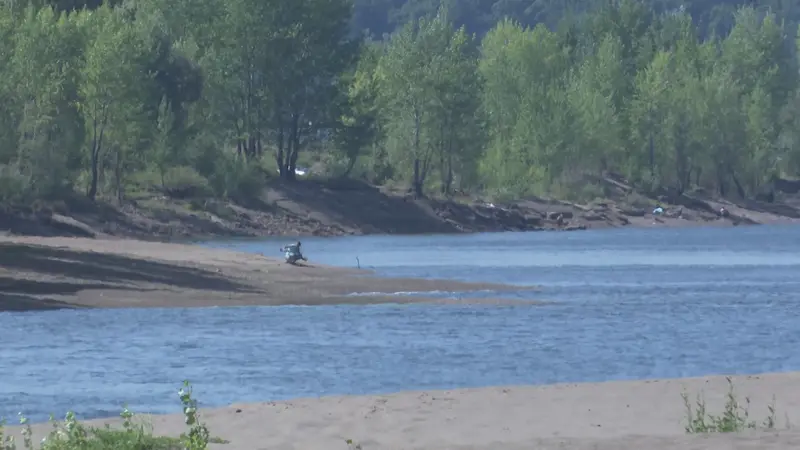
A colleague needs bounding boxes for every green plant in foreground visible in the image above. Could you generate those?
[0,381,215,450]
[682,376,779,433]
[178,381,211,450]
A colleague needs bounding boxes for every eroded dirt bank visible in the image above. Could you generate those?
[0,235,537,312]
[2,176,799,241]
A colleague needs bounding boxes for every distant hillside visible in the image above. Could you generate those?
[39,0,800,39]
[350,0,800,38]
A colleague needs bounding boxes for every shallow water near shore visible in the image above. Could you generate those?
[3,225,800,422]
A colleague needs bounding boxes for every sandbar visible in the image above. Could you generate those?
[7,372,800,449]
[0,235,537,311]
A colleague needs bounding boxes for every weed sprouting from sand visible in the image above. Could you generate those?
[1,418,16,450]
[345,438,363,449]
[178,380,211,450]
[18,414,33,449]
[0,381,215,450]
[682,376,779,434]
[764,396,777,430]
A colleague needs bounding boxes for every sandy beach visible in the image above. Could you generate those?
[0,235,537,311]
[5,372,799,449]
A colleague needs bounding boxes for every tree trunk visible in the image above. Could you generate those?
[88,146,99,200]
[87,119,104,201]
[275,119,285,177]
[288,144,299,181]
[648,131,655,178]
[730,169,746,198]
[413,157,422,198]
[342,156,357,178]
[675,147,686,195]
[114,147,123,203]
[438,120,447,195]
[256,106,262,157]
[445,151,453,196]
[716,165,726,197]
[439,150,446,195]
[444,125,454,196]
[285,113,300,181]
[684,167,692,194]
[234,118,243,157]
[412,107,422,198]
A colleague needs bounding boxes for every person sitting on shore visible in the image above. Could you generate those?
[280,241,306,262]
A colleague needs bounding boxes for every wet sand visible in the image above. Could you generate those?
[0,235,537,311]
[8,372,800,449]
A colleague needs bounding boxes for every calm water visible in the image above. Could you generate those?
[2,225,800,422]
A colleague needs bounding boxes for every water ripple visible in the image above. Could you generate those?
[2,225,800,422]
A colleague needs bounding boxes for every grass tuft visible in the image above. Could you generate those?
[345,439,363,449]
[0,381,217,450]
[682,376,779,434]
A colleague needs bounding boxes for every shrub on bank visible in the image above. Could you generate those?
[0,381,213,450]
[682,376,780,433]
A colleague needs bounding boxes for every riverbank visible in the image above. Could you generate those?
[0,235,536,311]
[2,176,800,240]
[7,372,800,449]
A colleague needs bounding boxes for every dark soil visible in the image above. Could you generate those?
[1,176,799,241]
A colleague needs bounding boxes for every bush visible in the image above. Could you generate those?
[0,164,33,204]
[682,376,779,433]
[0,381,213,450]
[208,153,266,200]
[161,166,213,199]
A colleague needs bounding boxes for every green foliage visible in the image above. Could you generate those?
[177,381,210,450]
[0,382,211,450]
[682,377,779,433]
[375,7,483,196]
[330,41,382,178]
[161,166,213,199]
[0,0,799,209]
[207,153,267,199]
[471,2,800,199]
[0,165,34,204]
[349,0,800,40]
[478,20,572,195]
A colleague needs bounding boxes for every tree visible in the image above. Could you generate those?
[0,7,19,164]
[10,6,85,197]
[331,41,382,177]
[567,32,626,175]
[267,0,358,180]
[697,64,746,196]
[742,84,777,193]
[376,8,482,197]
[478,19,570,196]
[78,5,153,200]
[424,16,483,194]
[1,0,800,212]
[722,7,795,104]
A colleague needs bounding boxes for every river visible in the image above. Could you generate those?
[2,225,800,422]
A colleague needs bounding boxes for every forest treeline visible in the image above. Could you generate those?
[350,0,800,41]
[0,0,799,207]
